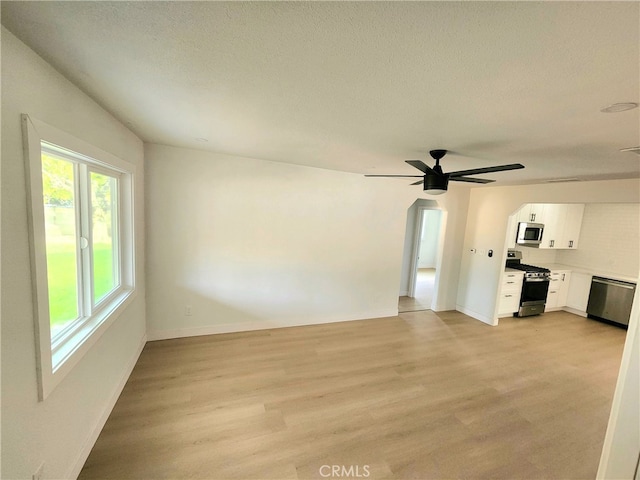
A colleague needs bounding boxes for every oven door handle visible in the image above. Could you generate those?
[525,277,550,282]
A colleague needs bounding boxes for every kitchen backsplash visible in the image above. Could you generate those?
[515,247,558,265]
[556,203,639,278]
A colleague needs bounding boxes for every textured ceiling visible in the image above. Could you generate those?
[2,1,639,185]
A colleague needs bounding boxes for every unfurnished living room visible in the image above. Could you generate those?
[1,2,639,480]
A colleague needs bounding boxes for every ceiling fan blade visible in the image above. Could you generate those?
[448,163,525,178]
[409,180,423,186]
[449,176,495,184]
[364,174,424,178]
[406,160,437,175]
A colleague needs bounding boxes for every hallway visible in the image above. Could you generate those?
[398,268,435,313]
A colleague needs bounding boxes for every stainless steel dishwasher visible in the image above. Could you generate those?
[587,276,636,327]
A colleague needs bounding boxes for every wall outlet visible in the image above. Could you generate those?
[185,305,192,316]
[33,463,44,480]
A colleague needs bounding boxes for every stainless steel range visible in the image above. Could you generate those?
[506,250,551,317]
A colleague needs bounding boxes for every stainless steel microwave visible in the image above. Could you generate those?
[516,222,544,246]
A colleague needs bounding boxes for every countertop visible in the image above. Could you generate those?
[518,263,638,284]
[504,267,525,274]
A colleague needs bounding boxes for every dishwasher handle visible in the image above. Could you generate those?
[592,277,636,290]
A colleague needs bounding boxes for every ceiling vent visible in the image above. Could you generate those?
[600,102,639,113]
[546,178,580,183]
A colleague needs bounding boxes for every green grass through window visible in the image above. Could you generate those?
[47,243,116,330]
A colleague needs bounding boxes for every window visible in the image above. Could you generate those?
[23,115,136,400]
[43,145,123,338]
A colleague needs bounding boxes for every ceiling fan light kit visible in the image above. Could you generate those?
[365,149,525,194]
[424,174,449,195]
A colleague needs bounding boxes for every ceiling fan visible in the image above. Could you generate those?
[365,149,525,195]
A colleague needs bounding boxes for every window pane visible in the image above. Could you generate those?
[42,153,79,337]
[91,172,119,303]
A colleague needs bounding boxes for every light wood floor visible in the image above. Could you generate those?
[399,268,435,313]
[79,310,626,480]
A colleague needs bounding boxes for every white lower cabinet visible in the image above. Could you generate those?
[498,271,524,316]
[546,270,571,310]
[565,272,592,313]
[499,268,585,317]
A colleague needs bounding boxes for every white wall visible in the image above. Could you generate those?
[145,144,471,339]
[456,180,640,324]
[418,210,442,268]
[597,286,640,479]
[1,28,146,480]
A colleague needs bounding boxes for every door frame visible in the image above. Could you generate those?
[407,206,442,298]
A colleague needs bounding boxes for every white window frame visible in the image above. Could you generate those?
[22,114,136,401]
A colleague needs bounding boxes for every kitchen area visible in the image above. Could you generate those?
[499,203,639,327]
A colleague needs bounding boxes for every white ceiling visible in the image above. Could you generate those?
[2,1,639,185]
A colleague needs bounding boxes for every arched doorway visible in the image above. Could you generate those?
[398,199,443,313]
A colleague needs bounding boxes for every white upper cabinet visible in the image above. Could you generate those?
[559,204,585,249]
[516,204,545,223]
[510,203,585,250]
[540,204,565,249]
[540,203,584,249]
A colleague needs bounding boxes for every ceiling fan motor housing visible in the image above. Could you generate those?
[424,173,449,193]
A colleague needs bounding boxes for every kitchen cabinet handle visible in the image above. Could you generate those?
[568,240,574,248]
[561,274,565,281]
[549,240,554,247]
[505,294,513,297]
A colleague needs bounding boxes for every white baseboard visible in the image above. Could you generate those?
[67,333,147,479]
[147,310,400,341]
[562,306,588,317]
[430,302,455,312]
[456,305,497,326]
[398,290,409,297]
[544,307,563,312]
